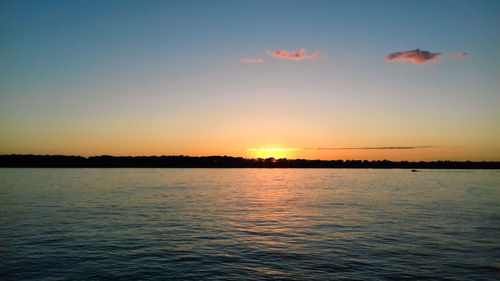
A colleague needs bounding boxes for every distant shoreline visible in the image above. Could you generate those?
[1,155,499,169]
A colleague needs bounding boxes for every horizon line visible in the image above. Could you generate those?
[1,154,499,163]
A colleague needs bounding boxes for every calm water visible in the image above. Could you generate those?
[0,169,499,280]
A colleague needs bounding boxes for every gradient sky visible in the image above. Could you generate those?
[1,0,499,160]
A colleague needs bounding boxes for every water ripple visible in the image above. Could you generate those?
[0,168,499,280]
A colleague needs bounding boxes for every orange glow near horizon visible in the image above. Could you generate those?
[247,148,303,159]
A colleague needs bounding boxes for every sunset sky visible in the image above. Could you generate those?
[1,0,499,160]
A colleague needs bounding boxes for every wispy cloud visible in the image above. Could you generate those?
[247,146,434,151]
[266,49,320,60]
[240,58,263,64]
[309,146,434,150]
[387,49,441,64]
[450,52,469,59]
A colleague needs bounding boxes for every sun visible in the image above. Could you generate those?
[247,148,302,159]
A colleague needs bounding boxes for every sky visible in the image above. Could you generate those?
[1,0,499,160]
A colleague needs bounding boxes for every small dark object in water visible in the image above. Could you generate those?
[411,169,419,172]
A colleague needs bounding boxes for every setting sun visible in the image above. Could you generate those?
[247,148,303,159]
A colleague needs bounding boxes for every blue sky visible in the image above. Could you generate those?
[1,0,499,160]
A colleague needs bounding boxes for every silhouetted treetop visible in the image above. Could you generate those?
[0,154,498,169]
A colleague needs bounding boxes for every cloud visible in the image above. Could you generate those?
[387,49,441,64]
[450,52,469,59]
[240,58,263,64]
[310,146,434,150]
[247,146,434,151]
[266,49,320,60]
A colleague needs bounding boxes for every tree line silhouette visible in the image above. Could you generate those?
[1,154,499,169]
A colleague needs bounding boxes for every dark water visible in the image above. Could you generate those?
[0,169,499,280]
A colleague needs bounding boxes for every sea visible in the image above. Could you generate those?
[0,168,499,280]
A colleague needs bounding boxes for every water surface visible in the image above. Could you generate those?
[1,169,499,280]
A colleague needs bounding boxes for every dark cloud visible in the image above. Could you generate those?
[305,146,434,150]
[387,49,441,64]
[247,146,434,152]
